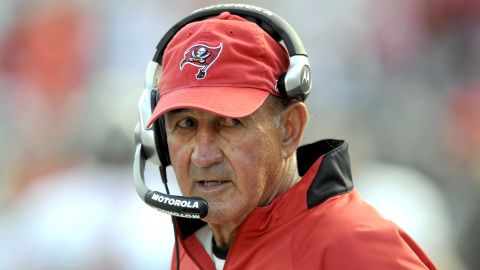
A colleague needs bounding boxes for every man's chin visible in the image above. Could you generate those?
[201,202,235,224]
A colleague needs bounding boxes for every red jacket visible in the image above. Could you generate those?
[171,140,437,269]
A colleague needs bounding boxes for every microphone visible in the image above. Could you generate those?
[133,144,209,219]
[145,190,208,219]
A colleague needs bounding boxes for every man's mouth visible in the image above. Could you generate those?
[200,181,226,187]
[196,180,230,192]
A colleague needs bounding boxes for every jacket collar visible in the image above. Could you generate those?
[298,139,354,208]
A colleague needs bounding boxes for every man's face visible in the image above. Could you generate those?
[165,99,284,225]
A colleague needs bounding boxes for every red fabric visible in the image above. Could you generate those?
[172,157,437,270]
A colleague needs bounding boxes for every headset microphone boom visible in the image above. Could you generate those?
[133,60,208,218]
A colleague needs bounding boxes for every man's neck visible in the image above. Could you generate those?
[209,222,239,247]
[262,157,301,206]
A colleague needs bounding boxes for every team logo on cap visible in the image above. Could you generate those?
[180,43,223,79]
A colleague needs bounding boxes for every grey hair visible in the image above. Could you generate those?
[270,96,299,129]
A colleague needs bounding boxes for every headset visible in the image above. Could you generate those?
[133,4,312,220]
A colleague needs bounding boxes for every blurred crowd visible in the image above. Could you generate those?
[0,0,478,269]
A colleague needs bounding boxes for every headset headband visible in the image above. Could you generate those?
[153,4,307,64]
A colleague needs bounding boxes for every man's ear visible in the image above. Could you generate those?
[279,102,308,159]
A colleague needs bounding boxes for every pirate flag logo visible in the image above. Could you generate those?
[180,43,223,79]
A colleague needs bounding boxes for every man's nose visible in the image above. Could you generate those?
[191,127,223,168]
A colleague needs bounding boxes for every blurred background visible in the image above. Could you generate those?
[0,0,479,269]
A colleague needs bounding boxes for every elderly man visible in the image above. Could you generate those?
[134,4,437,270]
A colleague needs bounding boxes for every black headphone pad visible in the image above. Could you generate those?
[276,72,288,98]
[155,116,171,167]
[151,88,171,167]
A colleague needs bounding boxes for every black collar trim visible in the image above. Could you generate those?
[211,236,229,260]
[297,139,354,208]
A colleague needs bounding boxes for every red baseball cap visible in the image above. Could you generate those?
[146,12,289,127]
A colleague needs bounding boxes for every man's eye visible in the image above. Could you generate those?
[220,118,241,127]
[177,118,196,128]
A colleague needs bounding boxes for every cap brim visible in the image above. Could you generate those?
[146,87,270,127]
